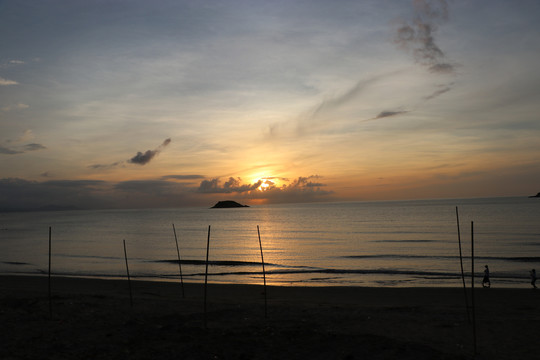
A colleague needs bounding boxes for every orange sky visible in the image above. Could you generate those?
[1,1,540,210]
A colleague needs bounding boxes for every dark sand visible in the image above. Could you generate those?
[1,275,539,359]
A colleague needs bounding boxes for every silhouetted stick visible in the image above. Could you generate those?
[257,225,268,318]
[172,223,185,298]
[204,225,211,328]
[48,226,52,318]
[471,221,477,355]
[456,207,470,323]
[123,239,133,308]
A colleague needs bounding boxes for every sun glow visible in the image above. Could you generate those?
[258,181,270,191]
[256,178,276,192]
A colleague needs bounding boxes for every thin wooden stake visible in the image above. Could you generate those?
[123,239,133,308]
[456,207,470,323]
[172,223,185,298]
[471,221,477,356]
[48,226,52,318]
[204,225,211,328]
[257,225,268,318]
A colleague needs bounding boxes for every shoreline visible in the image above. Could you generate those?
[1,271,533,289]
[2,275,540,359]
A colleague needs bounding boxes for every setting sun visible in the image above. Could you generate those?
[257,178,275,191]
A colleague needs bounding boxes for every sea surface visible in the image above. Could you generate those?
[1,197,539,288]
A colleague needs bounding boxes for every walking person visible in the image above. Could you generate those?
[530,269,537,289]
[482,265,491,288]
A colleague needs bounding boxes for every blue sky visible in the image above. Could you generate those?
[1,0,539,210]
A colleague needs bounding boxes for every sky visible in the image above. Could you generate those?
[1,0,540,210]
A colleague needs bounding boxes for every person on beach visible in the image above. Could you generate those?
[530,269,537,289]
[482,265,491,288]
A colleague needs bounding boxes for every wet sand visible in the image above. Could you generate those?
[1,275,539,359]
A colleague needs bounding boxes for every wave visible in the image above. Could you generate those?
[3,265,531,283]
[370,240,437,243]
[342,254,540,262]
[1,261,31,266]
[155,259,267,267]
[154,267,530,281]
[153,259,313,270]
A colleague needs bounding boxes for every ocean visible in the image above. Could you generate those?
[1,197,539,288]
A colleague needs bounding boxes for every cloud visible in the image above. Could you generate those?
[161,175,205,181]
[89,138,172,169]
[423,85,452,100]
[23,143,47,152]
[0,174,334,211]
[0,178,111,211]
[114,179,179,195]
[196,175,333,203]
[0,146,21,155]
[287,176,326,189]
[16,129,35,142]
[246,175,333,203]
[373,110,409,119]
[1,60,25,67]
[197,177,262,194]
[394,0,455,74]
[0,142,47,155]
[88,161,125,169]
[129,138,171,165]
[270,70,407,139]
[0,177,205,211]
[310,70,406,122]
[1,103,29,112]
[0,77,18,86]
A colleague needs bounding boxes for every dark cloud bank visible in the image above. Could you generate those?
[0,175,333,211]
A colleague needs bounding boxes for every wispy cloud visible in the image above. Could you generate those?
[394,0,455,74]
[129,138,171,165]
[373,110,409,120]
[90,138,173,169]
[267,70,407,139]
[1,103,29,112]
[0,143,47,155]
[161,174,205,181]
[0,146,21,155]
[88,161,125,170]
[23,143,46,152]
[0,131,46,155]
[424,84,452,100]
[0,77,18,86]
[1,60,25,67]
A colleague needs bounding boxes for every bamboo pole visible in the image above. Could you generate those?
[456,207,470,323]
[123,239,133,308]
[172,223,185,298]
[204,225,211,328]
[48,226,52,318]
[471,221,477,355]
[257,225,268,318]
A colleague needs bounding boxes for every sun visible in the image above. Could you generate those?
[256,178,275,192]
[258,181,270,191]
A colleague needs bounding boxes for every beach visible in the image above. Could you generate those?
[2,275,539,359]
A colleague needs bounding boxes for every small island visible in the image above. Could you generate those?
[211,200,250,208]
[529,192,540,198]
